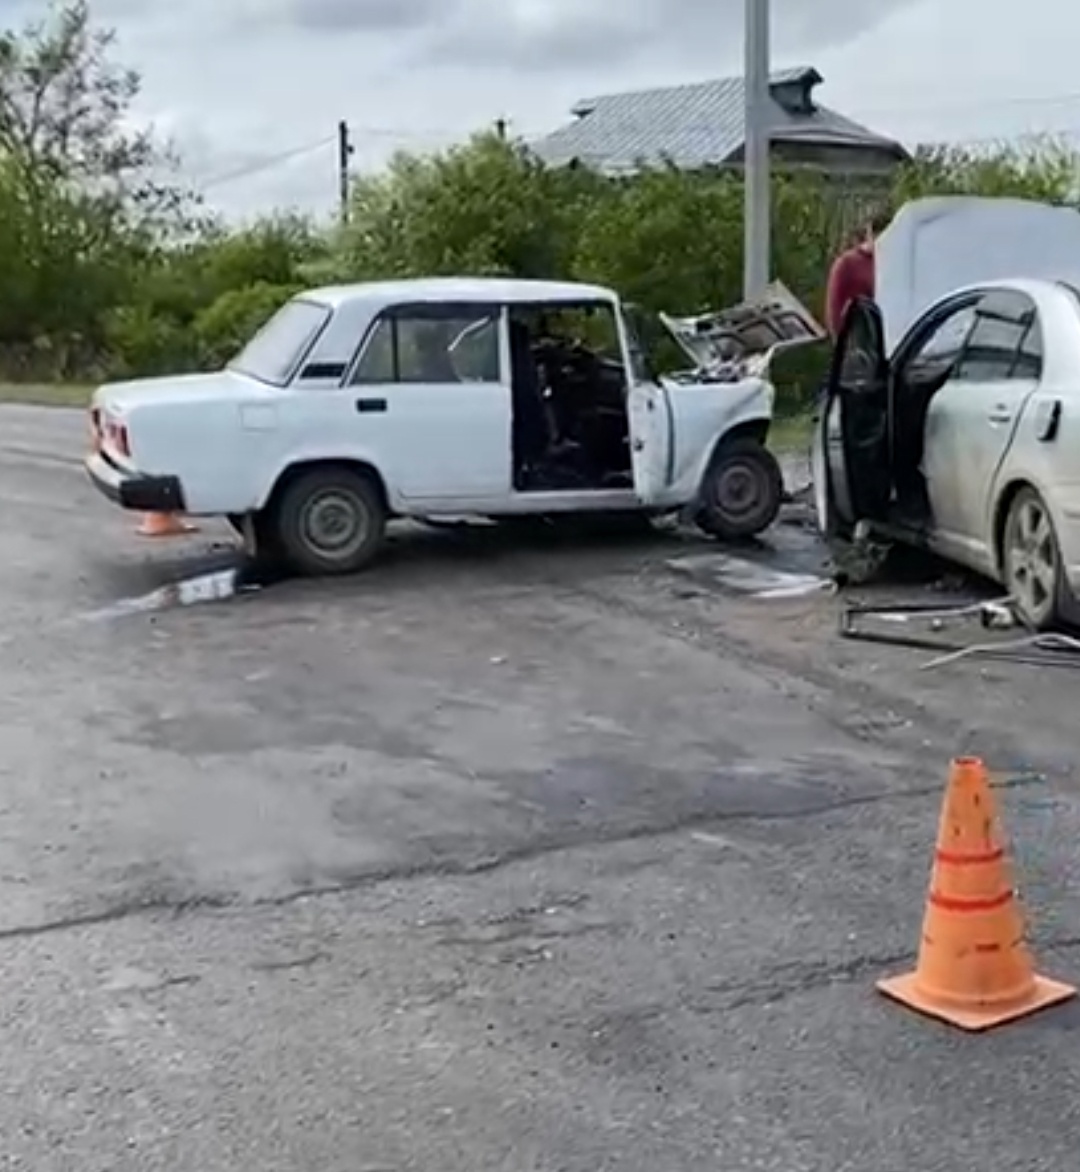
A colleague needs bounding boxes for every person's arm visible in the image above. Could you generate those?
[825,253,849,339]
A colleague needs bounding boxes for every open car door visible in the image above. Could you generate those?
[627,380,673,504]
[812,298,892,540]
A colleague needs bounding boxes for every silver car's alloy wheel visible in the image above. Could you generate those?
[1003,489,1060,630]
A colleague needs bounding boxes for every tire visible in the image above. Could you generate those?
[271,466,387,577]
[696,438,783,540]
[1002,486,1066,631]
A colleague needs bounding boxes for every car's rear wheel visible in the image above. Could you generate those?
[1002,486,1065,631]
[272,466,387,576]
[696,438,783,540]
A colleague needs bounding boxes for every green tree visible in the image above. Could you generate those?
[335,131,595,281]
[0,1,191,376]
[0,0,190,224]
[897,139,1080,206]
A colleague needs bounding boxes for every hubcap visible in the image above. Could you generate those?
[714,460,764,520]
[302,489,369,560]
[1008,498,1056,620]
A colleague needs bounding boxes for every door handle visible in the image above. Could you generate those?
[988,405,1012,424]
[355,398,387,414]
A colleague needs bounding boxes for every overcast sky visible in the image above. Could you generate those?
[9,0,1080,221]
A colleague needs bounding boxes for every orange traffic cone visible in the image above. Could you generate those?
[877,756,1075,1031]
[135,511,197,538]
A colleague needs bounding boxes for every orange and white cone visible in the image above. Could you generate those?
[877,756,1075,1031]
[135,512,197,538]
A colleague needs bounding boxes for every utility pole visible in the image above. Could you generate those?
[337,119,354,225]
[494,117,507,140]
[743,0,771,300]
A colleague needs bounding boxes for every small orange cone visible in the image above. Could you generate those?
[135,511,197,538]
[877,756,1075,1031]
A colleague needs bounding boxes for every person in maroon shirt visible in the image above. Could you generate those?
[825,210,892,338]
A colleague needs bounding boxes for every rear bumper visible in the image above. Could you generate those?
[85,451,186,513]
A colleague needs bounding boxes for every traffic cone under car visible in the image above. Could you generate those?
[135,511,197,538]
[877,756,1075,1031]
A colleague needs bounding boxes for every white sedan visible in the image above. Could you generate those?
[814,196,1080,630]
[87,275,820,575]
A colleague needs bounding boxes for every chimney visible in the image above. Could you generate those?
[769,67,823,116]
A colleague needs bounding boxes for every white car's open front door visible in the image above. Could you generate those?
[627,380,673,504]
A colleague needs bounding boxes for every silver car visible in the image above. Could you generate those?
[814,195,1080,630]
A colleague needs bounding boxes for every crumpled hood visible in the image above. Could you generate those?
[659,280,824,381]
[93,369,267,413]
[877,196,1080,353]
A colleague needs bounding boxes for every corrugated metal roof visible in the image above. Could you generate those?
[530,66,907,174]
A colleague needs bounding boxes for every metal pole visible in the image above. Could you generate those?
[743,0,771,300]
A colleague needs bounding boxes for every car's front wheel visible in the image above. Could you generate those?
[271,466,387,576]
[696,438,783,540]
[1002,486,1066,631]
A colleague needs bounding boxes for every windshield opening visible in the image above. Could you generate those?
[229,299,331,386]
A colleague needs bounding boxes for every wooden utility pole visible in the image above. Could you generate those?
[337,120,354,224]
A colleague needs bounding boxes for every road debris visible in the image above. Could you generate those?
[840,596,1080,669]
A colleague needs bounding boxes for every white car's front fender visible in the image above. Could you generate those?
[663,375,776,501]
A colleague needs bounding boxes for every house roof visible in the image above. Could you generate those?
[530,66,908,174]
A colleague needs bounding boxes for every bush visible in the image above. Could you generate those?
[193,281,301,368]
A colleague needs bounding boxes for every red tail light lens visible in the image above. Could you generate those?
[104,419,130,457]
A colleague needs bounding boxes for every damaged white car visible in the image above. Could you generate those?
[87,275,820,575]
[815,195,1080,630]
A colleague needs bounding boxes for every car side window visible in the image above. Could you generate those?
[353,318,396,383]
[953,291,1042,382]
[899,304,978,384]
[351,307,500,385]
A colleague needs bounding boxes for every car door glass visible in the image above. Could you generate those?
[838,304,885,388]
[953,292,1041,382]
[444,315,500,382]
[1013,321,1043,379]
[351,318,395,383]
[350,310,500,385]
[900,305,977,384]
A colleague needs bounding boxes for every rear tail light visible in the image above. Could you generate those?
[104,418,131,458]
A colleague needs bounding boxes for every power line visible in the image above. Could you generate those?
[197,136,335,190]
[190,104,1080,209]
[190,87,1080,194]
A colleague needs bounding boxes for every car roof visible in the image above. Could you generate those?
[300,276,618,311]
[922,276,1074,308]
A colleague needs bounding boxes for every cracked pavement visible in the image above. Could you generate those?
[2,403,1080,1170]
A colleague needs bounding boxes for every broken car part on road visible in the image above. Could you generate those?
[839,596,1080,669]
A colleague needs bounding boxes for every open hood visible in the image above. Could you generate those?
[659,280,824,381]
[877,196,1080,353]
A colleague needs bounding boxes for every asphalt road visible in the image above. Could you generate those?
[3,402,1080,1170]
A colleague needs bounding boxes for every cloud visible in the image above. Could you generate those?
[287,0,444,33]
[8,0,1079,221]
[414,0,923,76]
